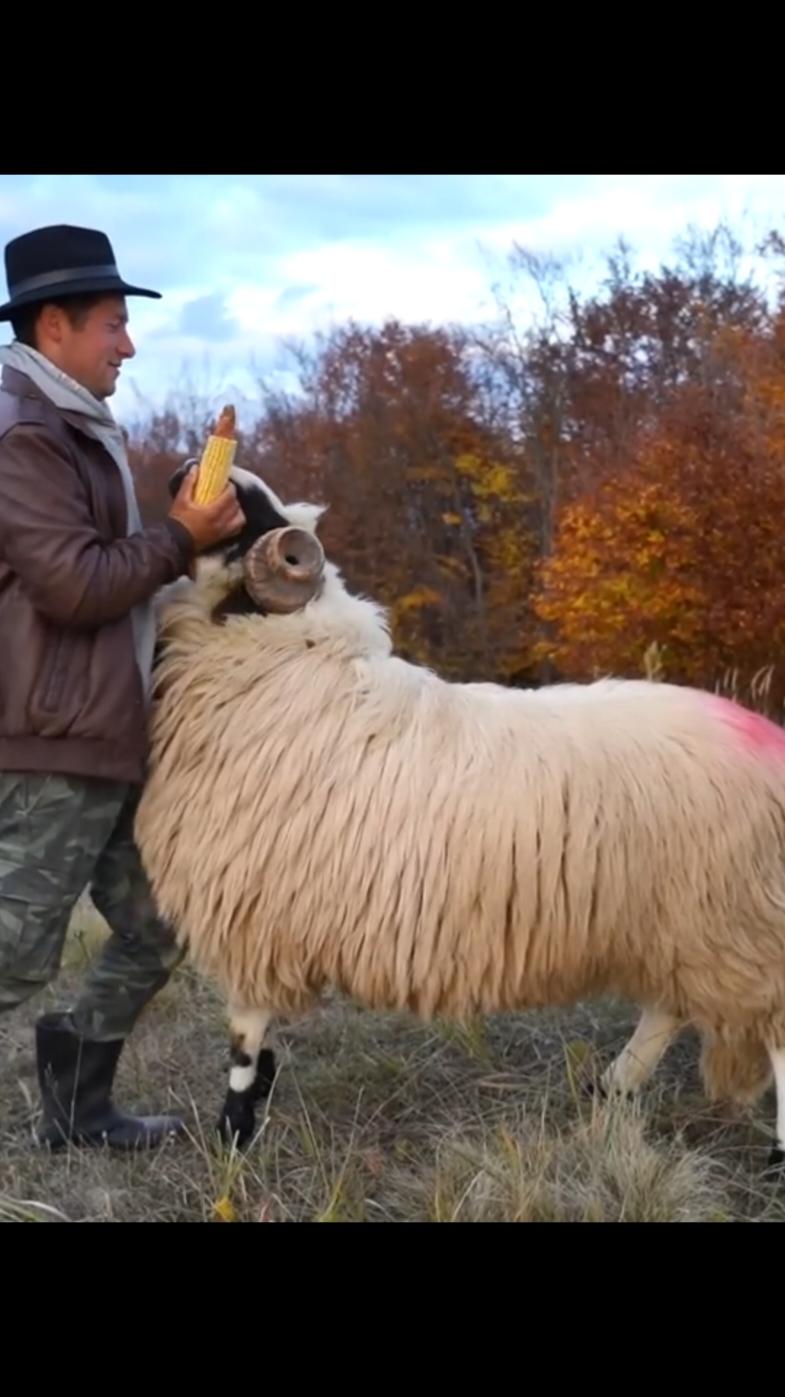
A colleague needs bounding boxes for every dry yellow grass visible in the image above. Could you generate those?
[0,899,783,1223]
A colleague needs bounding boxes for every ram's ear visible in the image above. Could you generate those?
[284,502,327,535]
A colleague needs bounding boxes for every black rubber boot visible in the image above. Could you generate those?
[35,1012,185,1151]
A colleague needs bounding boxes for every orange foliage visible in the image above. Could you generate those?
[537,321,785,684]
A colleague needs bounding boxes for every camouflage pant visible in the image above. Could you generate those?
[0,773,183,1041]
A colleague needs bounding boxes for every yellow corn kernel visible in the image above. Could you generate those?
[193,434,236,504]
[193,405,237,504]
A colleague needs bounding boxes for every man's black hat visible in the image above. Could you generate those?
[0,224,161,321]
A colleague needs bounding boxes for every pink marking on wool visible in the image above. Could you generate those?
[704,693,785,758]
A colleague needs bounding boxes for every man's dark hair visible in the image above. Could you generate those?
[10,292,110,349]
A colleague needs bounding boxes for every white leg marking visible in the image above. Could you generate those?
[229,1062,258,1093]
[603,1005,681,1096]
[229,1007,271,1093]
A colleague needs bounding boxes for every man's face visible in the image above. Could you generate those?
[40,295,136,399]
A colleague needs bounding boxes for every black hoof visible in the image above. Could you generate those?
[764,1146,785,1179]
[585,1077,636,1105]
[584,1077,607,1101]
[252,1049,276,1102]
[216,1090,257,1149]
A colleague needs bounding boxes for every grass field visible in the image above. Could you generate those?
[1,896,783,1223]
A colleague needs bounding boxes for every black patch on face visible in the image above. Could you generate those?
[168,462,289,561]
[211,590,264,625]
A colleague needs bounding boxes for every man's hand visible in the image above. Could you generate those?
[168,467,245,552]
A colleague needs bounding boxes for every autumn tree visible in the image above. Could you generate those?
[246,321,540,681]
[536,317,785,689]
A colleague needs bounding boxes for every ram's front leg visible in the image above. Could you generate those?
[217,1006,276,1147]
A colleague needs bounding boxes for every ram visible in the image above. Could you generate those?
[135,464,785,1175]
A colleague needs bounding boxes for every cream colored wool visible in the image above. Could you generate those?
[136,522,785,1112]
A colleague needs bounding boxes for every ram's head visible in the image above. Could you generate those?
[168,461,326,619]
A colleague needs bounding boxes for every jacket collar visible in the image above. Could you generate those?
[1,362,42,400]
[0,362,118,443]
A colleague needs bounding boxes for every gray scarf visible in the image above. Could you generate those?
[0,341,156,700]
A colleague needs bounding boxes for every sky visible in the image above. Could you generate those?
[1,174,784,425]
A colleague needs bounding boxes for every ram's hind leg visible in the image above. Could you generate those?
[601,1005,681,1098]
[765,1043,785,1177]
[217,1006,276,1148]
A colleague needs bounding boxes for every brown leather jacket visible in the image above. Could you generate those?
[0,364,194,784]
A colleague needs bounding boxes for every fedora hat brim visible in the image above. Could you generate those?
[0,274,161,322]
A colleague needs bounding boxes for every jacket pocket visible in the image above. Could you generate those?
[28,629,90,735]
[39,632,67,712]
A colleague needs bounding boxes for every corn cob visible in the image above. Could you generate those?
[193,405,237,504]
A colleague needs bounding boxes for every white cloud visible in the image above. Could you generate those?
[472,174,785,258]
[227,236,494,337]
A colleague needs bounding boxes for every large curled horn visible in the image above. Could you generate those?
[242,527,325,613]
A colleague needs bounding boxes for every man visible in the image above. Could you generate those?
[0,224,245,1150]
